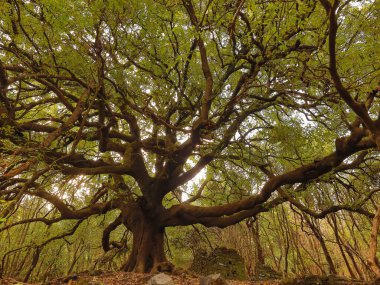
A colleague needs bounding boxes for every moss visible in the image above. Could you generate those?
[189,247,247,280]
[254,264,282,280]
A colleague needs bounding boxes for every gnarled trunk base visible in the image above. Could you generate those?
[121,201,167,273]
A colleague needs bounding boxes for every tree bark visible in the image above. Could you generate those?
[368,205,380,278]
[304,215,337,275]
[121,200,167,273]
[329,215,357,279]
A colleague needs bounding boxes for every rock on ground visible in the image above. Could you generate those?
[200,273,229,285]
[190,247,247,280]
[147,273,175,285]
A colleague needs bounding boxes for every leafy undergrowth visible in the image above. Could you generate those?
[0,271,281,285]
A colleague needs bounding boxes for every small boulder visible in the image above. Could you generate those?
[156,261,175,273]
[254,264,282,280]
[199,273,229,285]
[62,275,78,283]
[147,273,175,285]
[190,247,246,280]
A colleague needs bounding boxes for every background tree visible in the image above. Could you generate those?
[0,0,379,277]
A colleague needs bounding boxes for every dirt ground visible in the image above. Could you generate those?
[0,271,281,285]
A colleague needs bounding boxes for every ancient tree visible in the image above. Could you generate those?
[0,0,379,274]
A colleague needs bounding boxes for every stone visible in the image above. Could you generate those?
[62,274,78,283]
[199,273,229,285]
[254,264,282,280]
[156,261,175,273]
[147,273,175,285]
[190,247,247,280]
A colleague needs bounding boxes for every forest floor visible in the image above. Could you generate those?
[0,271,281,285]
[2,271,378,285]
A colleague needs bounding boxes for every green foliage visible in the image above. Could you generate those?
[0,0,379,280]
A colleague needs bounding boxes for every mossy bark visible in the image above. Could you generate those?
[121,200,167,273]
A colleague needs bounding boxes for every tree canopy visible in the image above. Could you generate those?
[0,0,379,279]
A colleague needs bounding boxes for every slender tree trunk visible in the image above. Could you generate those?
[247,218,264,268]
[253,219,265,265]
[345,247,365,280]
[294,240,307,275]
[368,205,380,278]
[23,247,40,282]
[304,215,337,275]
[67,243,84,275]
[329,216,356,279]
[281,208,290,276]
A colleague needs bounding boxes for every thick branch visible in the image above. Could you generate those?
[163,130,376,226]
[102,214,123,252]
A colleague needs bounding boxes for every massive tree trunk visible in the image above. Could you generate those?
[122,222,166,272]
[121,199,167,273]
